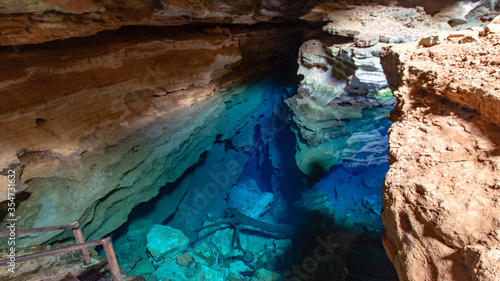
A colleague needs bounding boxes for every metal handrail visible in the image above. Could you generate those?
[0,222,122,281]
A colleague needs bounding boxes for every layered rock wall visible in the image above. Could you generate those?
[0,0,321,45]
[381,22,500,281]
[287,4,445,178]
[0,25,305,245]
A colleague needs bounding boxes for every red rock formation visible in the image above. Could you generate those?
[0,0,320,46]
[381,24,500,281]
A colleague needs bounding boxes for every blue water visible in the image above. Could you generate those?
[307,115,392,233]
[105,76,398,280]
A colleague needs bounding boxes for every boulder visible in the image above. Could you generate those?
[228,178,274,219]
[354,32,379,48]
[380,28,500,281]
[447,30,479,39]
[146,225,189,262]
[361,165,387,189]
[132,259,156,276]
[176,253,194,267]
[149,256,226,281]
[459,35,477,44]
[149,260,190,281]
[273,239,292,256]
[251,269,282,281]
[418,34,445,47]
[487,15,500,33]
[127,220,154,240]
[361,195,382,216]
[228,260,252,279]
[447,17,467,27]
[193,264,226,281]
[191,241,217,267]
[198,226,236,257]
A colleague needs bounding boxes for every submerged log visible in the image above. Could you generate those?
[195,207,296,239]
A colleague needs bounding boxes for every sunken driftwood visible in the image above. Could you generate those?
[195,207,296,249]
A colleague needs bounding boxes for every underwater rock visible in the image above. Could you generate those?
[191,241,217,267]
[128,220,155,240]
[295,192,336,223]
[341,159,369,175]
[133,259,156,277]
[251,269,282,281]
[361,164,389,189]
[228,260,252,279]
[195,204,296,272]
[176,253,194,267]
[228,178,274,220]
[306,123,390,233]
[240,233,274,258]
[146,225,189,263]
[273,239,292,256]
[114,219,154,273]
[198,225,238,258]
[149,256,226,281]
[166,80,293,242]
[361,195,382,216]
[166,144,240,242]
[193,263,226,281]
[149,260,190,281]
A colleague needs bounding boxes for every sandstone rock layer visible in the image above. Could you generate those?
[0,0,320,46]
[0,25,305,245]
[381,28,500,281]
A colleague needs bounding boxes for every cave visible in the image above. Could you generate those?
[1,1,499,281]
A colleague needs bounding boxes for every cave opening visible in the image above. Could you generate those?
[103,40,399,279]
[1,1,500,280]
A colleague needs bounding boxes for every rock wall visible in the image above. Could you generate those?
[2,0,487,47]
[0,24,306,245]
[287,4,446,178]
[291,4,500,280]
[0,0,321,45]
[380,20,500,281]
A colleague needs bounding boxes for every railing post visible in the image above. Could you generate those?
[71,221,91,265]
[102,237,123,281]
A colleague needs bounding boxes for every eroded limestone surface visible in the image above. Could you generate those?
[0,25,305,246]
[381,22,500,281]
[0,0,320,45]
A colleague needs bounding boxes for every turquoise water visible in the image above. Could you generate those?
[103,76,398,280]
